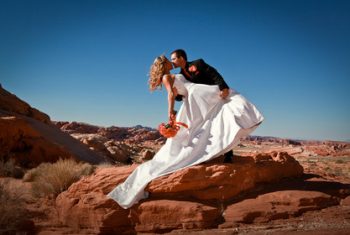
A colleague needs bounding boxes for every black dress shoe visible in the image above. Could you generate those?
[223,150,233,163]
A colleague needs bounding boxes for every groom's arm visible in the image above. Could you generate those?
[194,59,229,90]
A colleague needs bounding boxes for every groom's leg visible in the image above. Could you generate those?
[223,150,233,163]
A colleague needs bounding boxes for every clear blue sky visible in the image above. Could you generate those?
[1,0,349,141]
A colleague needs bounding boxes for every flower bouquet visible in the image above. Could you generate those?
[158,121,188,138]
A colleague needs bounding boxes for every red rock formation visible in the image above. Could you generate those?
[341,196,350,206]
[59,121,100,134]
[56,166,136,234]
[146,152,303,200]
[56,152,305,233]
[130,200,220,232]
[69,134,140,163]
[55,122,163,143]
[54,121,164,163]
[0,85,50,124]
[304,144,350,156]
[0,115,72,167]
[0,114,108,167]
[0,86,108,167]
[222,191,339,225]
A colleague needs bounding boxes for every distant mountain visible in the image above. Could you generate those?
[132,125,156,131]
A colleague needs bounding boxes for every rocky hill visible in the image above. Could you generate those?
[0,85,108,167]
[0,83,50,124]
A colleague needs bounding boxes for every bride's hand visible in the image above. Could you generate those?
[168,110,177,122]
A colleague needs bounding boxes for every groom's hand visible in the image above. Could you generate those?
[175,95,183,101]
[220,88,229,99]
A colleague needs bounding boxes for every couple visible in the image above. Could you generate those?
[108,49,264,209]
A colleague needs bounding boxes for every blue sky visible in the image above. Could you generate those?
[1,0,349,141]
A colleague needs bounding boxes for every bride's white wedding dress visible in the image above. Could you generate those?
[107,74,264,209]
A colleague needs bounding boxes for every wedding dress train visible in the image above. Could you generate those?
[107,74,264,209]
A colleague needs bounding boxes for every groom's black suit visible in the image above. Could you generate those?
[175,59,234,163]
[180,59,229,90]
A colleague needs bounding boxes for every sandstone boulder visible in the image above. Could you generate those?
[138,149,155,162]
[56,166,136,234]
[130,200,220,232]
[146,152,303,200]
[340,196,350,207]
[222,190,339,225]
[56,152,304,233]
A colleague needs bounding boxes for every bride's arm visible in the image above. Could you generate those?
[162,74,176,121]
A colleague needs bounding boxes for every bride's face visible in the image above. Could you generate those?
[164,59,173,73]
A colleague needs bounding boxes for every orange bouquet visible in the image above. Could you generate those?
[158,121,188,138]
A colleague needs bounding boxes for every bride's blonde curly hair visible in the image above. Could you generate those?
[148,55,167,91]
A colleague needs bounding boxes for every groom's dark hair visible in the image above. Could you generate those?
[171,49,187,61]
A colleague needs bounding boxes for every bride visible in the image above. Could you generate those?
[107,55,264,209]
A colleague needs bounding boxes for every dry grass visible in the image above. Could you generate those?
[23,158,95,198]
[23,162,51,182]
[0,158,24,179]
[96,161,117,168]
[0,180,29,234]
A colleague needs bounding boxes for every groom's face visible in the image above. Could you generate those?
[171,53,186,69]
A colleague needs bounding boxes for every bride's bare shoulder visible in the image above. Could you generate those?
[162,74,175,84]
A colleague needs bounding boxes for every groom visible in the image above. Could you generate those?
[170,49,233,163]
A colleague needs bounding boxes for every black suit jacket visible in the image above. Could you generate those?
[176,59,229,101]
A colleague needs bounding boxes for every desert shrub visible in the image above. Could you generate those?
[0,180,30,234]
[96,161,116,168]
[23,162,51,182]
[26,158,95,198]
[0,158,24,179]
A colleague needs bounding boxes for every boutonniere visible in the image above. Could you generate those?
[188,65,199,75]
